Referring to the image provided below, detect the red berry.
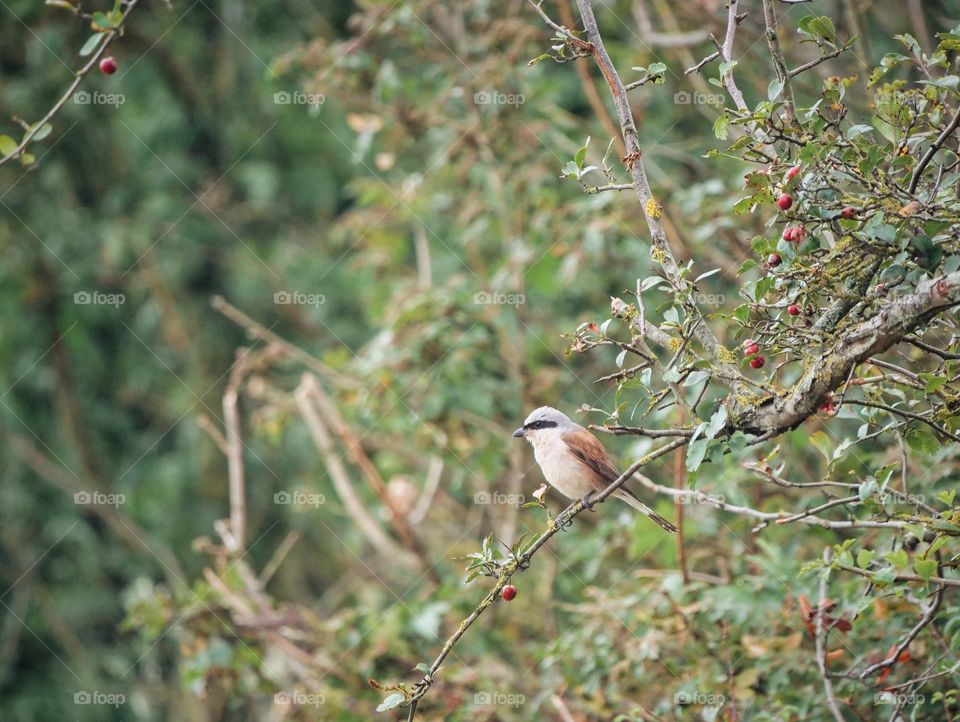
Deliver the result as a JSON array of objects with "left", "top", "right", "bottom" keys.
[
  {"left": 99, "top": 56, "right": 118, "bottom": 75},
  {"left": 840, "top": 206, "right": 855, "bottom": 220},
  {"left": 768, "top": 253, "right": 782, "bottom": 267},
  {"left": 749, "top": 355, "right": 766, "bottom": 369},
  {"left": 744, "top": 343, "right": 759, "bottom": 357},
  {"left": 502, "top": 585, "right": 517, "bottom": 601},
  {"left": 788, "top": 304, "right": 801, "bottom": 316},
  {"left": 786, "top": 165, "right": 801, "bottom": 181},
  {"left": 777, "top": 193, "right": 793, "bottom": 211}
]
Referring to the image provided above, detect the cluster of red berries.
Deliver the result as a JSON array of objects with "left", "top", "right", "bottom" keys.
[
  {"left": 743, "top": 339, "right": 765, "bottom": 369},
  {"left": 782, "top": 226, "right": 806, "bottom": 243}
]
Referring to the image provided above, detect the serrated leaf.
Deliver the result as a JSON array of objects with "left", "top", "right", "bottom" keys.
[
  {"left": 915, "top": 559, "right": 937, "bottom": 581},
  {"left": 713, "top": 114, "right": 729, "bottom": 140}
]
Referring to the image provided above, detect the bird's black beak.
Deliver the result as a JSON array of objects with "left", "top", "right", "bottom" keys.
[{"left": 512, "top": 427, "right": 525, "bottom": 438}]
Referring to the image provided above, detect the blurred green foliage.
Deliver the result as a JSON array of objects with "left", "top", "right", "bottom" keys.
[{"left": 2, "top": 1, "right": 960, "bottom": 721}]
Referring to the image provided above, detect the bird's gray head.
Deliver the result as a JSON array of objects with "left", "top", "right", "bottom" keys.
[{"left": 512, "top": 406, "right": 576, "bottom": 439}]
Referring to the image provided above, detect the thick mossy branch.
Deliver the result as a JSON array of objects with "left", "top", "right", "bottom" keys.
[{"left": 727, "top": 271, "right": 960, "bottom": 434}]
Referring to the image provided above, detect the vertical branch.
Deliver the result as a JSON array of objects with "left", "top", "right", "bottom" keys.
[
  {"left": 305, "top": 379, "right": 441, "bottom": 584},
  {"left": 718, "top": 0, "right": 748, "bottom": 112},
  {"left": 816, "top": 548, "right": 846, "bottom": 722},
  {"left": 223, "top": 351, "right": 252, "bottom": 553},
  {"left": 570, "top": 0, "right": 745, "bottom": 388},
  {"left": 295, "top": 375, "right": 420, "bottom": 568},
  {"left": 761, "top": 0, "right": 796, "bottom": 124}
]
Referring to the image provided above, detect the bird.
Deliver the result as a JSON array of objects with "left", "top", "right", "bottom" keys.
[{"left": 512, "top": 406, "right": 677, "bottom": 533}]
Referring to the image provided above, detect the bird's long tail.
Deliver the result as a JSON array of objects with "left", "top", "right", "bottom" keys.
[{"left": 614, "top": 488, "right": 678, "bottom": 533}]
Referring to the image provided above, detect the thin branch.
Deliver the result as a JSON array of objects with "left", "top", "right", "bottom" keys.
[
  {"left": 0, "top": 0, "right": 144, "bottom": 166},
  {"left": 589, "top": 424, "right": 695, "bottom": 438},
  {"left": 760, "top": 0, "right": 796, "bottom": 123},
  {"left": 685, "top": 49, "right": 720, "bottom": 75},
  {"left": 816, "top": 548, "right": 846, "bottom": 722},
  {"left": 403, "top": 437, "right": 688, "bottom": 719},
  {"left": 631, "top": 474, "right": 912, "bottom": 530},
  {"left": 295, "top": 374, "right": 420, "bottom": 568},
  {"left": 858, "top": 577, "right": 945, "bottom": 679},
  {"left": 840, "top": 565, "right": 960, "bottom": 590},
  {"left": 909, "top": 104, "right": 960, "bottom": 194},
  {"left": 211, "top": 295, "right": 360, "bottom": 389}
]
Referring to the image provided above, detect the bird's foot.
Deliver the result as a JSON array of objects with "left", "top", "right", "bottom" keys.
[{"left": 580, "top": 492, "right": 597, "bottom": 512}]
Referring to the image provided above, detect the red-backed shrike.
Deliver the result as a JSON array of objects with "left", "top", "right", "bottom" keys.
[{"left": 513, "top": 406, "right": 677, "bottom": 533}]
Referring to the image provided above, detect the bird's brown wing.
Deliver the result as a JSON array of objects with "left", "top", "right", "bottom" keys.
[{"left": 562, "top": 429, "right": 621, "bottom": 492}]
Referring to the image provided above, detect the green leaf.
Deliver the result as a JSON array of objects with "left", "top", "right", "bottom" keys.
[
  {"left": 574, "top": 136, "right": 590, "bottom": 168},
  {"left": 767, "top": 78, "right": 784, "bottom": 101},
  {"left": 905, "top": 426, "right": 939, "bottom": 455},
  {"left": 888, "top": 549, "right": 909, "bottom": 569},
  {"left": 30, "top": 123, "right": 53, "bottom": 142},
  {"left": 704, "top": 406, "right": 727, "bottom": 440},
  {"left": 0, "top": 135, "right": 17, "bottom": 157},
  {"left": 846, "top": 124, "right": 874, "bottom": 138},
  {"left": 414, "top": 663, "right": 430, "bottom": 674},
  {"left": 718, "top": 60, "right": 737, "bottom": 77},
  {"left": 799, "top": 15, "right": 838, "bottom": 45},
  {"left": 919, "top": 372, "right": 947, "bottom": 393},
  {"left": 640, "top": 276, "right": 665, "bottom": 292},
  {"left": 648, "top": 62, "right": 667, "bottom": 74},
  {"left": 376, "top": 693, "right": 406, "bottom": 712},
  {"left": 79, "top": 33, "right": 102, "bottom": 56},
  {"left": 857, "top": 549, "right": 875, "bottom": 569},
  {"left": 713, "top": 114, "right": 729, "bottom": 140},
  {"left": 936, "top": 489, "right": 956, "bottom": 507},
  {"left": 809, "top": 431, "right": 833, "bottom": 462},
  {"left": 686, "top": 438, "right": 710, "bottom": 473},
  {"left": 914, "top": 559, "right": 937, "bottom": 581}
]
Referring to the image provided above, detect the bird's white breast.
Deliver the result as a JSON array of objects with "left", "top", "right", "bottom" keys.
[{"left": 529, "top": 431, "right": 594, "bottom": 500}]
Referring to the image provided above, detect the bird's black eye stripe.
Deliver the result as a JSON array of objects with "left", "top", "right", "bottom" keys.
[{"left": 524, "top": 420, "right": 558, "bottom": 430}]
